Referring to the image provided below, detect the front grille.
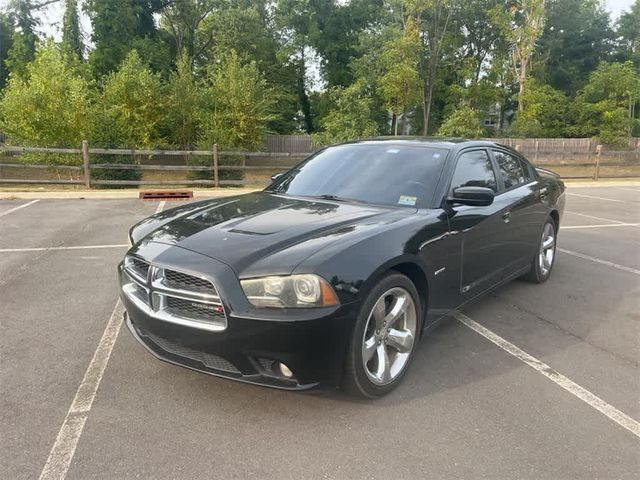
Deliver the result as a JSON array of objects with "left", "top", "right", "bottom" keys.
[
  {"left": 163, "top": 269, "right": 216, "bottom": 295},
  {"left": 141, "top": 330, "right": 239, "bottom": 373},
  {"left": 121, "top": 255, "right": 227, "bottom": 332},
  {"left": 166, "top": 297, "right": 224, "bottom": 322}
]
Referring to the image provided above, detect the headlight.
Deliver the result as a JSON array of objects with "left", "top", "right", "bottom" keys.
[{"left": 241, "top": 274, "right": 339, "bottom": 308}]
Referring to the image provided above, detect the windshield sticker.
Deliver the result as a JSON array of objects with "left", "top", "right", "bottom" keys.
[{"left": 398, "top": 195, "right": 417, "bottom": 206}]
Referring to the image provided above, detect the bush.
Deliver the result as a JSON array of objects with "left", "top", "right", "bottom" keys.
[
  {"left": 0, "top": 42, "right": 89, "bottom": 149},
  {"left": 437, "top": 103, "right": 484, "bottom": 138},
  {"left": 312, "top": 81, "right": 379, "bottom": 146}
]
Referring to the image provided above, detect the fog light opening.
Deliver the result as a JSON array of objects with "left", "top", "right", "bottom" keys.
[{"left": 277, "top": 362, "right": 293, "bottom": 378}]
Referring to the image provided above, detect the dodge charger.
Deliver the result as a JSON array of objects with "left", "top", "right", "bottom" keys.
[{"left": 119, "top": 138, "right": 565, "bottom": 397}]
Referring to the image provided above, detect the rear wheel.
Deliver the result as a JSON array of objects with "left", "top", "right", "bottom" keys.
[
  {"left": 522, "top": 219, "right": 557, "bottom": 283},
  {"left": 342, "top": 273, "right": 422, "bottom": 398}
]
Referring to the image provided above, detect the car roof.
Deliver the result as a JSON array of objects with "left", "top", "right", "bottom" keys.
[{"left": 337, "top": 137, "right": 502, "bottom": 150}]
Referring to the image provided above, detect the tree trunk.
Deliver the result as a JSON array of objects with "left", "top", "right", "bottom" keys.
[
  {"left": 391, "top": 112, "right": 398, "bottom": 136},
  {"left": 517, "top": 75, "right": 525, "bottom": 113},
  {"left": 422, "top": 81, "right": 434, "bottom": 136}
]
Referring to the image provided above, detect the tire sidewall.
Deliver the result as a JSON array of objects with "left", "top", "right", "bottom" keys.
[
  {"left": 344, "top": 272, "right": 423, "bottom": 398},
  {"left": 534, "top": 219, "right": 557, "bottom": 282}
]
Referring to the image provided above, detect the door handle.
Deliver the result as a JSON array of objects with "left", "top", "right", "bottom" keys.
[{"left": 502, "top": 211, "right": 511, "bottom": 223}]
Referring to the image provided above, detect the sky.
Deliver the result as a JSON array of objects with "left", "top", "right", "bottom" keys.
[{"left": 0, "top": 0, "right": 636, "bottom": 45}]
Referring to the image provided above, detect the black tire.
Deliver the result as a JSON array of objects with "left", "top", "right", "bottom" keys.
[
  {"left": 342, "top": 272, "right": 422, "bottom": 398},
  {"left": 522, "top": 218, "right": 557, "bottom": 283}
]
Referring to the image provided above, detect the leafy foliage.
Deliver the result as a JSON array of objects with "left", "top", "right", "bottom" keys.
[
  {"left": 160, "top": 51, "right": 201, "bottom": 149},
  {"left": 0, "top": 12, "right": 13, "bottom": 89},
  {"left": 90, "top": 51, "right": 163, "bottom": 149},
  {"left": 62, "top": 0, "right": 83, "bottom": 60},
  {"left": 0, "top": 43, "right": 89, "bottom": 150},
  {"left": 437, "top": 103, "right": 484, "bottom": 138},
  {"left": 312, "top": 81, "right": 379, "bottom": 146},
  {"left": 5, "top": 0, "right": 38, "bottom": 79},
  {"left": 510, "top": 80, "right": 569, "bottom": 137},
  {"left": 199, "top": 51, "right": 274, "bottom": 150},
  {"left": 573, "top": 61, "right": 640, "bottom": 146},
  {"left": 0, "top": 0, "right": 638, "bottom": 160}
]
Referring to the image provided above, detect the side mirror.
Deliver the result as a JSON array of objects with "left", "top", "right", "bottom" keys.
[
  {"left": 449, "top": 186, "right": 494, "bottom": 207},
  {"left": 271, "top": 173, "right": 283, "bottom": 182}
]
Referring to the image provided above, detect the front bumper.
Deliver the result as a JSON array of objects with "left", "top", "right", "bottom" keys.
[{"left": 124, "top": 296, "right": 359, "bottom": 390}]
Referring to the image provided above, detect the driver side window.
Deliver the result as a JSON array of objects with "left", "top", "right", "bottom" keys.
[{"left": 450, "top": 150, "right": 497, "bottom": 194}]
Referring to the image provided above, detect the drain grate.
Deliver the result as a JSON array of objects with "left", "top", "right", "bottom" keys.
[{"left": 139, "top": 190, "right": 193, "bottom": 201}]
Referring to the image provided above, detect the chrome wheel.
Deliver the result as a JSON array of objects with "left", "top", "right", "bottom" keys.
[
  {"left": 538, "top": 222, "right": 556, "bottom": 276},
  {"left": 361, "top": 287, "right": 417, "bottom": 386}
]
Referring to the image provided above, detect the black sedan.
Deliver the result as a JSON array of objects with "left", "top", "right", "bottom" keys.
[{"left": 119, "top": 138, "right": 565, "bottom": 398}]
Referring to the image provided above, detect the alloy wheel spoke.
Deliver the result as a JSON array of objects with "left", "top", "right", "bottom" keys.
[
  {"left": 375, "top": 345, "right": 391, "bottom": 383},
  {"left": 384, "top": 294, "right": 407, "bottom": 327},
  {"left": 362, "top": 336, "right": 377, "bottom": 363},
  {"left": 542, "top": 236, "right": 554, "bottom": 250},
  {"left": 372, "top": 299, "right": 387, "bottom": 329},
  {"left": 386, "top": 328, "right": 413, "bottom": 353}
]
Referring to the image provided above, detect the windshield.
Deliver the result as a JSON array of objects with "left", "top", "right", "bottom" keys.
[{"left": 267, "top": 144, "right": 448, "bottom": 208}]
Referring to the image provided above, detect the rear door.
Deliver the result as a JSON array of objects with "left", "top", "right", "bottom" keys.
[{"left": 489, "top": 148, "right": 546, "bottom": 274}]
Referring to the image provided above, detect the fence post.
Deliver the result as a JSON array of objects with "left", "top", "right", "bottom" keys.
[
  {"left": 82, "top": 140, "right": 90, "bottom": 189},
  {"left": 534, "top": 139, "right": 539, "bottom": 164},
  {"left": 594, "top": 144, "right": 602, "bottom": 181},
  {"left": 212, "top": 143, "right": 219, "bottom": 187},
  {"left": 561, "top": 141, "right": 565, "bottom": 164}
]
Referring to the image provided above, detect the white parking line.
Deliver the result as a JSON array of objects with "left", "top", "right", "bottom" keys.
[
  {"left": 558, "top": 248, "right": 640, "bottom": 275},
  {"left": 455, "top": 312, "right": 640, "bottom": 439},
  {"left": 567, "top": 192, "right": 631, "bottom": 204},
  {"left": 615, "top": 188, "right": 640, "bottom": 193},
  {"left": 38, "top": 201, "right": 165, "bottom": 480},
  {"left": 0, "top": 244, "right": 128, "bottom": 253},
  {"left": 561, "top": 223, "right": 639, "bottom": 230},
  {"left": 0, "top": 199, "right": 40, "bottom": 217},
  {"left": 564, "top": 210, "right": 626, "bottom": 224}
]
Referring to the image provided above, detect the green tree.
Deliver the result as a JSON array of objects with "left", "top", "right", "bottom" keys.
[
  {"left": 537, "top": 0, "right": 614, "bottom": 96},
  {"left": 199, "top": 51, "right": 274, "bottom": 150},
  {"left": 85, "top": 0, "right": 165, "bottom": 76},
  {"left": 90, "top": 51, "right": 163, "bottom": 148},
  {"left": 161, "top": 51, "right": 201, "bottom": 149},
  {"left": 312, "top": 81, "right": 379, "bottom": 145},
  {"left": 62, "top": 0, "right": 83, "bottom": 60},
  {"left": 5, "top": 0, "right": 38, "bottom": 79},
  {"left": 616, "top": 0, "right": 640, "bottom": 67},
  {"left": 0, "top": 12, "right": 14, "bottom": 89},
  {"left": 574, "top": 61, "right": 640, "bottom": 146},
  {"left": 437, "top": 103, "right": 484, "bottom": 138},
  {"left": 0, "top": 43, "right": 89, "bottom": 150},
  {"left": 491, "top": 0, "right": 546, "bottom": 113},
  {"left": 415, "top": 0, "right": 453, "bottom": 135},
  {"left": 510, "top": 80, "right": 569, "bottom": 137}
]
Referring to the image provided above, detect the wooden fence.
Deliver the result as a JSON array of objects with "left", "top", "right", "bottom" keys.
[
  {"left": 0, "top": 138, "right": 639, "bottom": 187},
  {"left": 0, "top": 141, "right": 307, "bottom": 187}
]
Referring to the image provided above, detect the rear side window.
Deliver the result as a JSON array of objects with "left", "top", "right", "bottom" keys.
[
  {"left": 493, "top": 150, "right": 528, "bottom": 189},
  {"left": 450, "top": 150, "right": 497, "bottom": 193}
]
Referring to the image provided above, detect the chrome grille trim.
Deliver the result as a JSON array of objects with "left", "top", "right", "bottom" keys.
[{"left": 121, "top": 256, "right": 227, "bottom": 332}]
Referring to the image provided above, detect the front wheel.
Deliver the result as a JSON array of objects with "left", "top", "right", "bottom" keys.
[
  {"left": 342, "top": 273, "right": 422, "bottom": 398},
  {"left": 522, "top": 219, "right": 557, "bottom": 283}
]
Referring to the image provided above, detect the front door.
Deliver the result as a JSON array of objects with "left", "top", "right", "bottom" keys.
[{"left": 445, "top": 149, "right": 509, "bottom": 300}]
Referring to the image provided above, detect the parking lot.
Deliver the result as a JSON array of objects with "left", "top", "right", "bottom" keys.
[{"left": 1, "top": 185, "right": 639, "bottom": 479}]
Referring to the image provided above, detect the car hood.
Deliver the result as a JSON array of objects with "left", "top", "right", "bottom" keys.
[{"left": 138, "top": 192, "right": 414, "bottom": 275}]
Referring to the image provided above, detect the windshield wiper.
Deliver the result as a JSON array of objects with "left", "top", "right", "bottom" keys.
[{"left": 308, "top": 194, "right": 369, "bottom": 204}]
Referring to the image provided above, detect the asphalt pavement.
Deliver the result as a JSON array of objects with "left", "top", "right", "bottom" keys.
[{"left": 1, "top": 186, "right": 638, "bottom": 479}]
